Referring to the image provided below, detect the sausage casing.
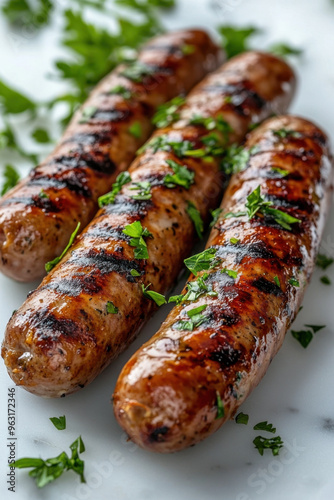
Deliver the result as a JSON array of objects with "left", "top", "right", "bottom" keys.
[
  {"left": 0, "top": 29, "right": 223, "bottom": 282},
  {"left": 1, "top": 53, "right": 295, "bottom": 397},
  {"left": 113, "top": 115, "right": 333, "bottom": 452}
]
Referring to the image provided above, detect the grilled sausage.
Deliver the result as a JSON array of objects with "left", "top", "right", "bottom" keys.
[
  {"left": 113, "top": 115, "right": 333, "bottom": 453},
  {"left": 0, "top": 29, "right": 223, "bottom": 282},
  {"left": 1, "top": 53, "right": 296, "bottom": 397}
]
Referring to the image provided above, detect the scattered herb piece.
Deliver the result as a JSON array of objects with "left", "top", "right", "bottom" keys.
[
  {"left": 253, "top": 435, "right": 284, "bottom": 456},
  {"left": 181, "top": 43, "right": 195, "bottom": 55},
  {"left": 141, "top": 284, "right": 166, "bottom": 306},
  {"left": 120, "top": 62, "right": 154, "bottom": 82},
  {"left": 184, "top": 248, "right": 217, "bottom": 276},
  {"left": 129, "top": 121, "right": 142, "bottom": 138},
  {"left": 216, "top": 391, "right": 225, "bottom": 419},
  {"left": 221, "top": 144, "right": 255, "bottom": 175},
  {"left": 152, "top": 96, "right": 185, "bottom": 128},
  {"left": 230, "top": 237, "right": 239, "bottom": 244},
  {"left": 32, "top": 128, "right": 51, "bottom": 143},
  {"left": 210, "top": 208, "right": 223, "bottom": 227},
  {"left": 1, "top": 164, "right": 20, "bottom": 196},
  {"left": 235, "top": 412, "right": 249, "bottom": 425},
  {"left": 109, "top": 85, "right": 132, "bottom": 99},
  {"left": 164, "top": 159, "right": 194, "bottom": 189},
  {"left": 130, "top": 269, "right": 141, "bottom": 277},
  {"left": 174, "top": 304, "right": 208, "bottom": 331},
  {"left": 169, "top": 273, "right": 217, "bottom": 304},
  {"left": 288, "top": 277, "right": 299, "bottom": 287},
  {"left": 45, "top": 222, "right": 81, "bottom": 273},
  {"left": 253, "top": 421, "right": 276, "bottom": 433},
  {"left": 320, "top": 275, "right": 331, "bottom": 285},
  {"left": 129, "top": 181, "right": 152, "bottom": 200},
  {"left": 186, "top": 201, "right": 204, "bottom": 238},
  {"left": 269, "top": 43, "right": 303, "bottom": 58},
  {"left": 106, "top": 301, "right": 118, "bottom": 314},
  {"left": 273, "top": 128, "right": 302, "bottom": 139},
  {"left": 98, "top": 172, "right": 131, "bottom": 207},
  {"left": 50, "top": 416, "right": 66, "bottom": 431},
  {"left": 291, "top": 324, "right": 325, "bottom": 348},
  {"left": 122, "top": 220, "right": 153, "bottom": 259},
  {"left": 271, "top": 167, "right": 289, "bottom": 177},
  {"left": 2, "top": 0, "right": 53, "bottom": 30},
  {"left": 316, "top": 254, "right": 334, "bottom": 270},
  {"left": 79, "top": 106, "right": 97, "bottom": 123},
  {"left": 217, "top": 25, "right": 260, "bottom": 59},
  {"left": 274, "top": 276, "right": 280, "bottom": 287},
  {"left": 221, "top": 268, "right": 237, "bottom": 279}
]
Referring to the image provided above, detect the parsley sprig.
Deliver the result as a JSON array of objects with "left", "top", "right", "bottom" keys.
[
  {"left": 184, "top": 248, "right": 217, "bottom": 276},
  {"left": 169, "top": 273, "right": 217, "bottom": 304},
  {"left": 45, "top": 222, "right": 81, "bottom": 273},
  {"left": 291, "top": 324, "right": 326, "bottom": 348},
  {"left": 122, "top": 220, "right": 153, "bottom": 259},
  {"left": 98, "top": 172, "right": 131, "bottom": 207},
  {"left": 141, "top": 284, "right": 166, "bottom": 306},
  {"left": 174, "top": 304, "right": 208, "bottom": 331},
  {"left": 164, "top": 159, "right": 194, "bottom": 189},
  {"left": 152, "top": 96, "right": 186, "bottom": 128}
]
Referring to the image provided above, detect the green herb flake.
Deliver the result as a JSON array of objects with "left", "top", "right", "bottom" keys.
[
  {"left": 39, "top": 189, "right": 49, "bottom": 199},
  {"left": 109, "top": 85, "right": 132, "bottom": 99},
  {"left": 320, "top": 275, "right": 331, "bottom": 285},
  {"left": 45, "top": 222, "right": 81, "bottom": 273},
  {"left": 253, "top": 421, "right": 276, "bottom": 433},
  {"left": 1, "top": 164, "right": 20, "bottom": 196},
  {"left": 174, "top": 304, "right": 208, "bottom": 331},
  {"left": 122, "top": 220, "right": 153, "bottom": 259},
  {"left": 32, "top": 128, "right": 51, "bottom": 143},
  {"left": 274, "top": 276, "right": 280, "bottom": 287},
  {"left": 221, "top": 144, "right": 254, "bottom": 175},
  {"left": 316, "top": 253, "right": 334, "bottom": 270},
  {"left": 273, "top": 128, "right": 303, "bottom": 139},
  {"left": 210, "top": 208, "right": 223, "bottom": 227},
  {"left": 152, "top": 96, "right": 185, "bottom": 128},
  {"left": 120, "top": 62, "right": 154, "bottom": 83},
  {"left": 163, "top": 159, "right": 194, "bottom": 189},
  {"left": 49, "top": 416, "right": 66, "bottom": 431},
  {"left": 129, "top": 181, "right": 152, "bottom": 200},
  {"left": 141, "top": 284, "right": 166, "bottom": 306},
  {"left": 253, "top": 435, "right": 284, "bottom": 456},
  {"left": 169, "top": 274, "right": 217, "bottom": 304},
  {"left": 130, "top": 269, "right": 141, "bottom": 277},
  {"left": 181, "top": 44, "right": 195, "bottom": 55},
  {"left": 222, "top": 268, "right": 237, "bottom": 279},
  {"left": 217, "top": 25, "right": 260, "bottom": 59},
  {"left": 186, "top": 201, "right": 204, "bottom": 239},
  {"left": 79, "top": 106, "right": 97, "bottom": 123},
  {"left": 291, "top": 324, "right": 325, "bottom": 348},
  {"left": 184, "top": 248, "right": 217, "bottom": 276},
  {"left": 190, "top": 114, "right": 232, "bottom": 144},
  {"left": 235, "top": 412, "right": 249, "bottom": 425},
  {"left": 98, "top": 172, "right": 131, "bottom": 207},
  {"left": 216, "top": 391, "right": 225, "bottom": 419},
  {"left": 129, "top": 121, "right": 142, "bottom": 138},
  {"left": 230, "top": 237, "right": 239, "bottom": 244},
  {"left": 12, "top": 435, "right": 86, "bottom": 488},
  {"left": 271, "top": 167, "right": 289, "bottom": 178},
  {"left": 288, "top": 277, "right": 299, "bottom": 287},
  {"left": 269, "top": 43, "right": 303, "bottom": 58},
  {"left": 106, "top": 301, "right": 118, "bottom": 314}
]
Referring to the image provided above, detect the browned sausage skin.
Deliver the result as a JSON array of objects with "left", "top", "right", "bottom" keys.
[
  {"left": 113, "top": 116, "right": 333, "bottom": 453},
  {"left": 0, "top": 29, "right": 223, "bottom": 282},
  {"left": 1, "top": 53, "right": 295, "bottom": 397}
]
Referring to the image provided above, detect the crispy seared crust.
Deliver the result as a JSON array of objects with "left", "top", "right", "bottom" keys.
[
  {"left": 0, "top": 29, "right": 223, "bottom": 282},
  {"left": 1, "top": 52, "right": 295, "bottom": 397},
  {"left": 113, "top": 115, "right": 333, "bottom": 453}
]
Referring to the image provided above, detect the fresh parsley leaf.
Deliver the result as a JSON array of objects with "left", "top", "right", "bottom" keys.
[
  {"left": 320, "top": 276, "right": 331, "bottom": 285},
  {"left": 169, "top": 274, "right": 217, "bottom": 304},
  {"left": 141, "top": 284, "right": 166, "bottom": 306},
  {"left": 274, "top": 276, "right": 280, "bottom": 287},
  {"left": 269, "top": 43, "right": 303, "bottom": 58},
  {"left": 288, "top": 277, "right": 299, "bottom": 287},
  {"left": 98, "top": 172, "right": 131, "bottom": 207},
  {"left": 2, "top": 0, "right": 53, "bottom": 30},
  {"left": 45, "top": 222, "right": 81, "bottom": 273},
  {"left": 129, "top": 181, "right": 151, "bottom": 200},
  {"left": 217, "top": 25, "right": 260, "bottom": 59},
  {"left": 222, "top": 268, "right": 237, "bottom": 279},
  {"left": 122, "top": 220, "right": 153, "bottom": 259},
  {"left": 129, "top": 121, "right": 142, "bottom": 138},
  {"left": 49, "top": 416, "right": 66, "bottom": 431},
  {"left": 109, "top": 85, "right": 133, "bottom": 99},
  {"left": 271, "top": 167, "right": 289, "bottom": 178},
  {"left": 32, "top": 128, "right": 51, "bottom": 143},
  {"left": 221, "top": 144, "right": 253, "bottom": 175},
  {"left": 130, "top": 269, "right": 141, "bottom": 277},
  {"left": 174, "top": 304, "right": 208, "bottom": 331},
  {"left": 1, "top": 164, "right": 20, "bottom": 196},
  {"left": 235, "top": 412, "right": 249, "bottom": 425},
  {"left": 210, "top": 208, "right": 223, "bottom": 227},
  {"left": 106, "top": 301, "right": 118, "bottom": 314},
  {"left": 273, "top": 128, "right": 302, "bottom": 139},
  {"left": 0, "top": 79, "right": 36, "bottom": 115},
  {"left": 186, "top": 201, "right": 204, "bottom": 238},
  {"left": 316, "top": 254, "right": 334, "bottom": 270},
  {"left": 216, "top": 391, "right": 225, "bottom": 419},
  {"left": 163, "top": 159, "right": 194, "bottom": 189},
  {"left": 253, "top": 421, "right": 276, "bottom": 433},
  {"left": 152, "top": 96, "right": 185, "bottom": 128},
  {"left": 12, "top": 435, "right": 86, "bottom": 488},
  {"left": 291, "top": 324, "right": 325, "bottom": 348},
  {"left": 190, "top": 114, "right": 232, "bottom": 144},
  {"left": 120, "top": 61, "right": 155, "bottom": 82},
  {"left": 184, "top": 248, "right": 217, "bottom": 276},
  {"left": 230, "top": 237, "right": 239, "bottom": 244},
  {"left": 253, "top": 435, "right": 284, "bottom": 456}
]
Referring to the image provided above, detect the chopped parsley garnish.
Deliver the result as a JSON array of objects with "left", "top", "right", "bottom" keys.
[
  {"left": 152, "top": 96, "right": 185, "bottom": 128},
  {"left": 235, "top": 412, "right": 249, "bottom": 425},
  {"left": 273, "top": 128, "right": 302, "bottom": 139},
  {"left": 288, "top": 277, "right": 299, "bottom": 287},
  {"left": 79, "top": 105, "right": 97, "bottom": 123},
  {"left": 186, "top": 201, "right": 204, "bottom": 238},
  {"left": 216, "top": 392, "right": 225, "bottom": 419},
  {"left": 39, "top": 189, "right": 49, "bottom": 199},
  {"left": 274, "top": 276, "right": 280, "bottom": 287},
  {"left": 109, "top": 85, "right": 132, "bottom": 99},
  {"left": 210, "top": 208, "right": 223, "bottom": 227},
  {"left": 316, "top": 253, "right": 334, "bottom": 270},
  {"left": 32, "top": 128, "right": 51, "bottom": 143},
  {"left": 184, "top": 248, "right": 217, "bottom": 276},
  {"left": 181, "top": 43, "right": 195, "bottom": 55},
  {"left": 129, "top": 121, "right": 142, "bottom": 138},
  {"left": 163, "top": 159, "right": 194, "bottom": 189},
  {"left": 122, "top": 220, "right": 153, "bottom": 259},
  {"left": 12, "top": 435, "right": 86, "bottom": 488},
  {"left": 129, "top": 181, "right": 152, "bottom": 200},
  {"left": 221, "top": 144, "right": 255, "bottom": 175},
  {"left": 253, "top": 421, "right": 276, "bottom": 433},
  {"left": 189, "top": 114, "right": 232, "bottom": 144},
  {"left": 271, "top": 166, "right": 289, "bottom": 177},
  {"left": 45, "top": 222, "right": 80, "bottom": 273},
  {"left": 141, "top": 284, "right": 166, "bottom": 306},
  {"left": 222, "top": 268, "right": 237, "bottom": 279},
  {"left": 49, "top": 416, "right": 66, "bottom": 431},
  {"left": 120, "top": 62, "right": 155, "bottom": 83},
  {"left": 130, "top": 269, "right": 141, "bottom": 277},
  {"left": 98, "top": 172, "right": 131, "bottom": 207},
  {"left": 174, "top": 304, "right": 208, "bottom": 331},
  {"left": 320, "top": 275, "right": 331, "bottom": 285},
  {"left": 270, "top": 43, "right": 303, "bottom": 58},
  {"left": 230, "top": 237, "right": 239, "bottom": 244},
  {"left": 106, "top": 301, "right": 118, "bottom": 314},
  {"left": 1, "top": 164, "right": 20, "bottom": 195},
  {"left": 291, "top": 324, "right": 326, "bottom": 348},
  {"left": 169, "top": 273, "right": 217, "bottom": 304},
  {"left": 225, "top": 185, "right": 301, "bottom": 231},
  {"left": 253, "top": 435, "right": 284, "bottom": 456},
  {"left": 217, "top": 25, "right": 260, "bottom": 59}
]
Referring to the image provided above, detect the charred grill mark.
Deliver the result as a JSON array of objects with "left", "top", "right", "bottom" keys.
[
  {"left": 103, "top": 195, "right": 152, "bottom": 217},
  {"left": 65, "top": 248, "right": 141, "bottom": 281},
  {"left": 82, "top": 224, "right": 128, "bottom": 241},
  {"left": 204, "top": 82, "right": 266, "bottom": 114},
  {"left": 30, "top": 308, "right": 96, "bottom": 345},
  {"left": 149, "top": 426, "right": 169, "bottom": 443},
  {"left": 90, "top": 108, "right": 131, "bottom": 123},
  {"left": 209, "top": 344, "right": 242, "bottom": 369},
  {"left": 216, "top": 242, "right": 275, "bottom": 262},
  {"left": 265, "top": 194, "right": 314, "bottom": 213},
  {"left": 252, "top": 277, "right": 283, "bottom": 297},
  {"left": 0, "top": 195, "right": 61, "bottom": 212},
  {"left": 62, "top": 131, "right": 112, "bottom": 146},
  {"left": 49, "top": 153, "right": 116, "bottom": 174},
  {"left": 42, "top": 274, "right": 103, "bottom": 297},
  {"left": 28, "top": 169, "right": 92, "bottom": 198}
]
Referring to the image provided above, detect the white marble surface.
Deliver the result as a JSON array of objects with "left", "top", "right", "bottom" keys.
[{"left": 1, "top": 0, "right": 334, "bottom": 499}]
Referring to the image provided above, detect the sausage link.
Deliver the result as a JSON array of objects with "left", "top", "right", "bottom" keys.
[
  {"left": 113, "top": 115, "right": 333, "bottom": 452},
  {"left": 0, "top": 29, "right": 223, "bottom": 282},
  {"left": 1, "top": 53, "right": 295, "bottom": 397}
]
